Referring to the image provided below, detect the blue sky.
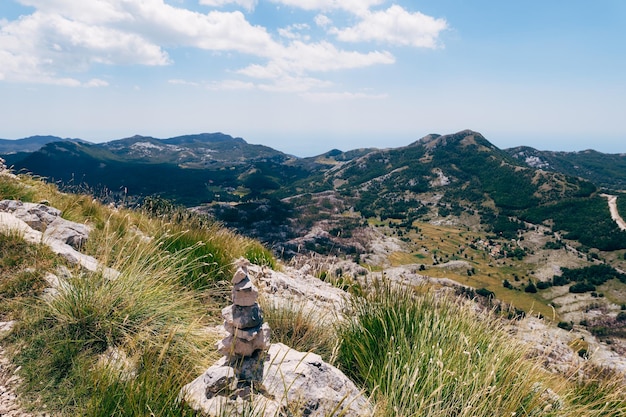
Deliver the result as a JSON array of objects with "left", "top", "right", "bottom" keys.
[{"left": 0, "top": 0, "right": 624, "bottom": 157}]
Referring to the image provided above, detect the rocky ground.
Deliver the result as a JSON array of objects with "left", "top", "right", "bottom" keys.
[{"left": 1, "top": 323, "right": 52, "bottom": 417}]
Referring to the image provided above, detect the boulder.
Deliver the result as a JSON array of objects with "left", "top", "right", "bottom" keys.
[
  {"left": 0, "top": 200, "right": 91, "bottom": 249},
  {"left": 0, "top": 200, "right": 60, "bottom": 231},
  {"left": 181, "top": 343, "right": 372, "bottom": 417},
  {"left": 44, "top": 217, "right": 91, "bottom": 249}
]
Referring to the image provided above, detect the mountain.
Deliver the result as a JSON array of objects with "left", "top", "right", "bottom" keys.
[
  {"left": 8, "top": 134, "right": 309, "bottom": 206},
  {"left": 2, "top": 155, "right": 625, "bottom": 416},
  {"left": 267, "top": 130, "right": 626, "bottom": 254},
  {"left": 506, "top": 146, "right": 626, "bottom": 190},
  {"left": 0, "top": 135, "right": 86, "bottom": 153},
  {"left": 280, "top": 130, "right": 595, "bottom": 222},
  {"left": 4, "top": 129, "right": 626, "bottom": 345},
  {"left": 5, "top": 130, "right": 626, "bottom": 253},
  {"left": 101, "top": 133, "right": 291, "bottom": 167}
]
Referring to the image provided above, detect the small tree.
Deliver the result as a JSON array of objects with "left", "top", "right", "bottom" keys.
[{"left": 524, "top": 281, "right": 537, "bottom": 293}]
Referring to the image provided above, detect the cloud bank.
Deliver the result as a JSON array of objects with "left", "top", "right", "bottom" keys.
[{"left": 0, "top": 0, "right": 447, "bottom": 93}]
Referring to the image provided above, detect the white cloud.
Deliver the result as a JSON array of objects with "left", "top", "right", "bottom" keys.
[
  {"left": 331, "top": 5, "right": 448, "bottom": 48},
  {"left": 0, "top": 0, "right": 410, "bottom": 92},
  {"left": 0, "top": 0, "right": 278, "bottom": 85},
  {"left": 314, "top": 14, "right": 331, "bottom": 28},
  {"left": 199, "top": 0, "right": 258, "bottom": 12},
  {"left": 115, "top": 3, "right": 280, "bottom": 57},
  {"left": 278, "top": 23, "right": 310, "bottom": 40},
  {"left": 300, "top": 91, "right": 388, "bottom": 101},
  {"left": 84, "top": 78, "right": 109, "bottom": 87},
  {"left": 17, "top": 0, "right": 133, "bottom": 24},
  {"left": 0, "top": 10, "right": 168, "bottom": 83},
  {"left": 207, "top": 79, "right": 255, "bottom": 90},
  {"left": 238, "top": 41, "right": 394, "bottom": 79},
  {"left": 269, "top": 0, "right": 384, "bottom": 15}
]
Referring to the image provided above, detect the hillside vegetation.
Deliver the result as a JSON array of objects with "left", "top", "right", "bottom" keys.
[
  {"left": 5, "top": 130, "right": 626, "bottom": 349},
  {"left": 1, "top": 162, "right": 625, "bottom": 415},
  {"left": 507, "top": 147, "right": 626, "bottom": 190}
]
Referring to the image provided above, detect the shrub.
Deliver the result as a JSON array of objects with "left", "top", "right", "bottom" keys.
[
  {"left": 553, "top": 275, "right": 570, "bottom": 286},
  {"left": 524, "top": 281, "right": 538, "bottom": 293},
  {"left": 476, "top": 287, "right": 495, "bottom": 298},
  {"left": 536, "top": 281, "right": 552, "bottom": 290},
  {"left": 558, "top": 322, "right": 573, "bottom": 331},
  {"left": 570, "top": 282, "right": 596, "bottom": 294}
]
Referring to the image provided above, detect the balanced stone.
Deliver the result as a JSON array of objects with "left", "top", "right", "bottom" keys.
[
  {"left": 224, "top": 321, "right": 269, "bottom": 342},
  {"left": 232, "top": 267, "right": 248, "bottom": 285},
  {"left": 215, "top": 260, "right": 270, "bottom": 360},
  {"left": 216, "top": 323, "right": 271, "bottom": 357},
  {"left": 222, "top": 304, "right": 263, "bottom": 329},
  {"left": 232, "top": 277, "right": 259, "bottom": 307}
]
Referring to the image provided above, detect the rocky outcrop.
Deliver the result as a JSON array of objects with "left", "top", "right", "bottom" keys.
[
  {"left": 0, "top": 201, "right": 118, "bottom": 279},
  {"left": 0, "top": 200, "right": 90, "bottom": 249},
  {"left": 511, "top": 316, "right": 626, "bottom": 376},
  {"left": 181, "top": 343, "right": 371, "bottom": 417},
  {"left": 250, "top": 263, "right": 348, "bottom": 322}
]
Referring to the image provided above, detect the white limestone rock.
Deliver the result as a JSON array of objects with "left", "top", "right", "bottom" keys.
[
  {"left": 44, "top": 217, "right": 91, "bottom": 249},
  {"left": 0, "top": 200, "right": 91, "bottom": 249},
  {"left": 0, "top": 206, "right": 119, "bottom": 279},
  {"left": 181, "top": 343, "right": 372, "bottom": 417},
  {"left": 0, "top": 200, "right": 61, "bottom": 231}
]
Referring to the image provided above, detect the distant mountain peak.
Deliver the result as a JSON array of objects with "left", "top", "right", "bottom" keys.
[
  {"left": 0, "top": 135, "right": 87, "bottom": 154},
  {"left": 164, "top": 133, "right": 246, "bottom": 145},
  {"left": 411, "top": 130, "right": 492, "bottom": 150}
]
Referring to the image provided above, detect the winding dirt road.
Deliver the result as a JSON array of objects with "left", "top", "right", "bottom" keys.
[{"left": 601, "top": 194, "right": 626, "bottom": 231}]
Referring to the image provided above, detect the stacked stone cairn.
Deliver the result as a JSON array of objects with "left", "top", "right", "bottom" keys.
[
  {"left": 217, "top": 261, "right": 271, "bottom": 359},
  {"left": 180, "top": 260, "right": 373, "bottom": 416}
]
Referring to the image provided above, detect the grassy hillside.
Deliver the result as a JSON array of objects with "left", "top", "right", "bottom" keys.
[
  {"left": 522, "top": 196, "right": 626, "bottom": 251},
  {"left": 11, "top": 141, "right": 310, "bottom": 207},
  {"left": 507, "top": 147, "right": 626, "bottom": 190},
  {"left": 1, "top": 160, "right": 625, "bottom": 416}
]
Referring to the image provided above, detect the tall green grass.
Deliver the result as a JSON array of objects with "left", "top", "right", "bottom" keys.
[
  {"left": 335, "top": 282, "right": 625, "bottom": 417},
  {"left": 0, "top": 174, "right": 36, "bottom": 201},
  {"left": 7, "top": 228, "right": 218, "bottom": 415},
  {"left": 261, "top": 299, "right": 339, "bottom": 363},
  {"left": 0, "top": 231, "right": 58, "bottom": 320},
  {"left": 0, "top": 172, "right": 278, "bottom": 415}
]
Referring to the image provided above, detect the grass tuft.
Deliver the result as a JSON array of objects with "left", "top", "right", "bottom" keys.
[
  {"left": 8, "top": 227, "right": 216, "bottom": 415},
  {"left": 261, "top": 299, "right": 338, "bottom": 363},
  {"left": 337, "top": 281, "right": 564, "bottom": 416}
]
